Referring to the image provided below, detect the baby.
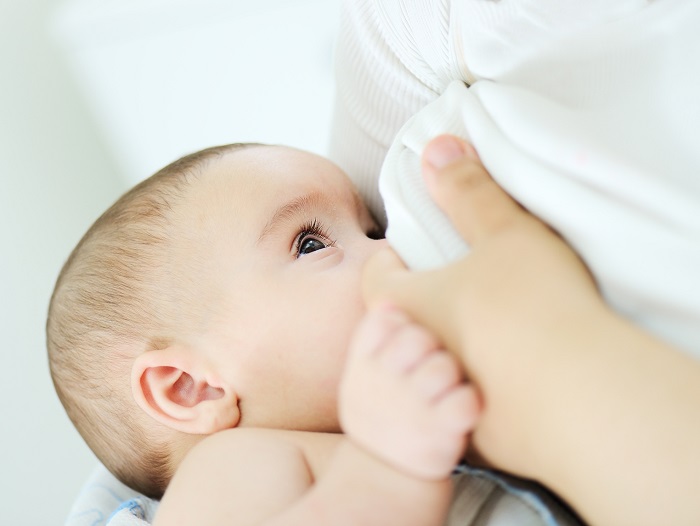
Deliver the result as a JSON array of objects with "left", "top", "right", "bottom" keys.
[{"left": 47, "top": 143, "right": 480, "bottom": 525}]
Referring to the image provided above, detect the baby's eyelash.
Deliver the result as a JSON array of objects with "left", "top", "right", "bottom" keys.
[{"left": 294, "top": 218, "right": 336, "bottom": 253}]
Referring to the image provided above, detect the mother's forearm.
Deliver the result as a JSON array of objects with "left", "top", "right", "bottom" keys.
[{"left": 477, "top": 307, "right": 700, "bottom": 526}]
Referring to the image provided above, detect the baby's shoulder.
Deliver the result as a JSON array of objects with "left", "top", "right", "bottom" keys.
[
  {"left": 192, "top": 427, "right": 341, "bottom": 455},
  {"left": 182, "top": 428, "right": 309, "bottom": 472},
  {"left": 156, "top": 429, "right": 341, "bottom": 525},
  {"left": 177, "top": 428, "right": 342, "bottom": 486}
]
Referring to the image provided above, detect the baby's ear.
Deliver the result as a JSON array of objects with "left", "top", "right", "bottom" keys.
[{"left": 131, "top": 347, "right": 240, "bottom": 434}]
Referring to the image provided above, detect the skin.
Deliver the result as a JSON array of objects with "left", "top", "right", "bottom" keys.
[
  {"left": 181, "top": 145, "right": 388, "bottom": 432},
  {"left": 133, "top": 145, "right": 390, "bottom": 438},
  {"left": 364, "top": 134, "right": 700, "bottom": 526},
  {"left": 148, "top": 145, "right": 479, "bottom": 526},
  {"left": 155, "top": 308, "right": 478, "bottom": 526},
  {"left": 143, "top": 136, "right": 700, "bottom": 525}
]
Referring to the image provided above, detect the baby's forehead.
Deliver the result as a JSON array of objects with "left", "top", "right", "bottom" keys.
[
  {"left": 174, "top": 145, "right": 366, "bottom": 238},
  {"left": 198, "top": 145, "right": 359, "bottom": 202}
]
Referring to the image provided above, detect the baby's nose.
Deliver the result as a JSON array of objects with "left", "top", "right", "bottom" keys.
[
  {"left": 357, "top": 236, "right": 389, "bottom": 262},
  {"left": 370, "top": 237, "right": 389, "bottom": 252}
]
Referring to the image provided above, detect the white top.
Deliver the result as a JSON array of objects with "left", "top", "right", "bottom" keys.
[{"left": 328, "top": 0, "right": 700, "bottom": 358}]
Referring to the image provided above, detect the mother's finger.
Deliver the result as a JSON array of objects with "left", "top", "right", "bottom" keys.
[
  {"left": 361, "top": 247, "right": 408, "bottom": 307},
  {"left": 421, "top": 135, "right": 529, "bottom": 246}
]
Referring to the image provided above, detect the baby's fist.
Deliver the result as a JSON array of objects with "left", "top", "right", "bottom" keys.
[{"left": 340, "top": 305, "right": 480, "bottom": 479}]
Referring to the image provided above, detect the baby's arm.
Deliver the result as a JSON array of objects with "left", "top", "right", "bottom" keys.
[
  {"left": 280, "top": 311, "right": 477, "bottom": 526},
  {"left": 154, "top": 428, "right": 321, "bottom": 526},
  {"left": 154, "top": 310, "right": 478, "bottom": 526},
  {"left": 157, "top": 426, "right": 451, "bottom": 526}
]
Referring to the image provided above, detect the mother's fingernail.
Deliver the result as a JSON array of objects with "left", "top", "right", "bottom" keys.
[{"left": 423, "top": 135, "right": 469, "bottom": 169}]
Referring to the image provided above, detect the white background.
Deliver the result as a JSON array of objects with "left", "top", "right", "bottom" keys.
[{"left": 0, "top": 0, "right": 340, "bottom": 524}]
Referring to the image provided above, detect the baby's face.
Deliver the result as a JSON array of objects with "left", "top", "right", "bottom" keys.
[{"left": 177, "top": 146, "right": 386, "bottom": 432}]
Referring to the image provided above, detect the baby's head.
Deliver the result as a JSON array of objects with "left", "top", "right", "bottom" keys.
[{"left": 47, "top": 143, "right": 385, "bottom": 498}]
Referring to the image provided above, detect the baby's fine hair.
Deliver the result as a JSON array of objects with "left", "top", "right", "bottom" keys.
[{"left": 47, "top": 142, "right": 261, "bottom": 499}]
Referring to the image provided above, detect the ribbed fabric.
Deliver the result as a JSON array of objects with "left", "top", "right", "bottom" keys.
[
  {"left": 328, "top": 0, "right": 655, "bottom": 224},
  {"left": 329, "top": 0, "right": 444, "bottom": 224},
  {"left": 329, "top": 0, "right": 700, "bottom": 358}
]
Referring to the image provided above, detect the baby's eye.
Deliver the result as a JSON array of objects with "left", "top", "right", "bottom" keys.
[
  {"left": 297, "top": 236, "right": 327, "bottom": 256},
  {"left": 294, "top": 219, "right": 335, "bottom": 258}
]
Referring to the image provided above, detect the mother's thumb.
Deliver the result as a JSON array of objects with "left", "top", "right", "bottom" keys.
[{"left": 421, "top": 135, "right": 525, "bottom": 246}]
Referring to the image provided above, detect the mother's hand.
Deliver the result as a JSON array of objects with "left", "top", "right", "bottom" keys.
[
  {"left": 362, "top": 135, "right": 604, "bottom": 473},
  {"left": 363, "top": 135, "right": 700, "bottom": 526}
]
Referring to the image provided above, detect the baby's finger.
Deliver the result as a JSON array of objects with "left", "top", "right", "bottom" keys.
[
  {"left": 436, "top": 384, "right": 481, "bottom": 434},
  {"left": 410, "top": 351, "right": 463, "bottom": 402},
  {"left": 378, "top": 324, "right": 438, "bottom": 374},
  {"left": 421, "top": 134, "right": 528, "bottom": 247},
  {"left": 347, "top": 303, "right": 408, "bottom": 360}
]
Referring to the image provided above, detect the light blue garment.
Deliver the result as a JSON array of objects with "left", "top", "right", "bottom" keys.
[{"left": 66, "top": 463, "right": 582, "bottom": 526}]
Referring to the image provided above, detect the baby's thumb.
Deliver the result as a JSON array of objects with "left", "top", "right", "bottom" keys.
[{"left": 421, "top": 135, "right": 525, "bottom": 246}]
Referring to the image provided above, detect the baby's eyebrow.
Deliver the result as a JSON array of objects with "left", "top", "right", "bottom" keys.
[{"left": 257, "top": 192, "right": 330, "bottom": 244}]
